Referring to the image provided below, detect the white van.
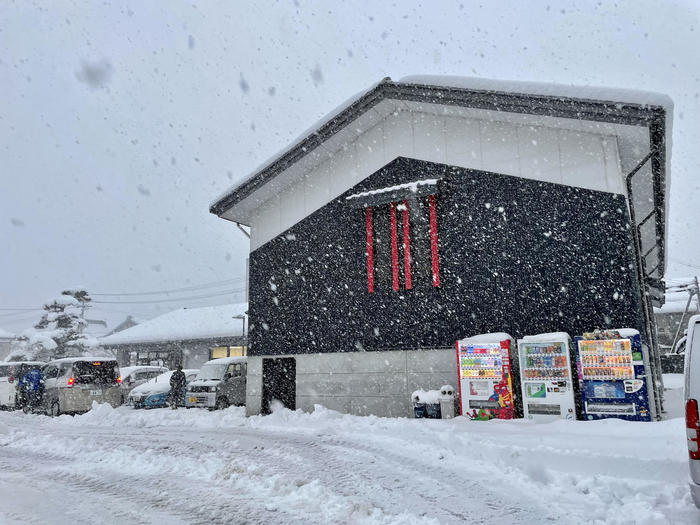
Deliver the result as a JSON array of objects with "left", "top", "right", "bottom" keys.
[
  {"left": 43, "top": 357, "right": 121, "bottom": 415},
  {"left": 0, "top": 361, "right": 44, "bottom": 409},
  {"left": 186, "top": 357, "right": 246, "bottom": 409},
  {"left": 684, "top": 314, "right": 700, "bottom": 507}
]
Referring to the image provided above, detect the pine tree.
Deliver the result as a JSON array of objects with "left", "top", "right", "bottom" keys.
[{"left": 32, "top": 288, "right": 92, "bottom": 359}]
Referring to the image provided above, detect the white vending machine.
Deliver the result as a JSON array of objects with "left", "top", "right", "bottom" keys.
[{"left": 518, "top": 333, "right": 578, "bottom": 422}]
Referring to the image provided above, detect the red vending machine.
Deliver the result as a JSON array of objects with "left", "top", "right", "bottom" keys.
[{"left": 456, "top": 333, "right": 520, "bottom": 420}]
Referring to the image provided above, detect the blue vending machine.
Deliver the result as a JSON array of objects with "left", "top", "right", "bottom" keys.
[{"left": 575, "top": 329, "right": 656, "bottom": 422}]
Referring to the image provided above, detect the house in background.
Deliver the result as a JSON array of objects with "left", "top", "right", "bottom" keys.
[
  {"left": 104, "top": 315, "right": 140, "bottom": 337},
  {"left": 211, "top": 76, "right": 671, "bottom": 418},
  {"left": 0, "top": 328, "right": 14, "bottom": 361},
  {"left": 655, "top": 294, "right": 699, "bottom": 350},
  {"left": 99, "top": 303, "right": 247, "bottom": 370}
]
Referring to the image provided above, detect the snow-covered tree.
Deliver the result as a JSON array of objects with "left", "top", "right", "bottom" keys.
[{"left": 7, "top": 288, "right": 96, "bottom": 361}]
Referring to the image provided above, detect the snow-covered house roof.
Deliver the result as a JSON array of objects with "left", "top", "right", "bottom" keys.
[
  {"left": 99, "top": 303, "right": 247, "bottom": 346},
  {"left": 210, "top": 76, "right": 671, "bottom": 292}
]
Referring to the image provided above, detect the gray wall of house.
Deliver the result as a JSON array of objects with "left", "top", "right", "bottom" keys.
[
  {"left": 246, "top": 348, "right": 457, "bottom": 418},
  {"left": 110, "top": 341, "right": 231, "bottom": 370}
]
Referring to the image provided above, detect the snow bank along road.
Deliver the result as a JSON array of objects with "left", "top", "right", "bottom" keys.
[{"left": 0, "top": 403, "right": 697, "bottom": 525}]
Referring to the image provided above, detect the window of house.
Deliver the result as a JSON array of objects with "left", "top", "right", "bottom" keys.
[{"left": 364, "top": 194, "right": 440, "bottom": 292}]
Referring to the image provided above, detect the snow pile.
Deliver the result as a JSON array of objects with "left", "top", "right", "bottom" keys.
[
  {"left": 411, "top": 389, "right": 441, "bottom": 404},
  {"left": 0, "top": 374, "right": 696, "bottom": 524}
]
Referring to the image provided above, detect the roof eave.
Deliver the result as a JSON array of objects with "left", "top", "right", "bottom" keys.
[{"left": 210, "top": 79, "right": 668, "bottom": 218}]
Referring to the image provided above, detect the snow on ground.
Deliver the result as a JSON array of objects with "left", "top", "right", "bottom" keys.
[{"left": 0, "top": 377, "right": 697, "bottom": 525}]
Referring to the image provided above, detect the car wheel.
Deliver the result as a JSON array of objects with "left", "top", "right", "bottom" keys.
[
  {"left": 50, "top": 401, "right": 60, "bottom": 417},
  {"left": 215, "top": 397, "right": 229, "bottom": 410}
]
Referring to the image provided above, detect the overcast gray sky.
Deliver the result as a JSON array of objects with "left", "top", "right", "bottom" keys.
[{"left": 1, "top": 0, "right": 699, "bottom": 334}]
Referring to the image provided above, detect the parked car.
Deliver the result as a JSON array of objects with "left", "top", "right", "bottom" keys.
[
  {"left": 0, "top": 361, "right": 44, "bottom": 410},
  {"left": 128, "top": 369, "right": 198, "bottom": 409},
  {"left": 684, "top": 314, "right": 700, "bottom": 507},
  {"left": 185, "top": 357, "right": 246, "bottom": 410},
  {"left": 42, "top": 357, "right": 121, "bottom": 416},
  {"left": 118, "top": 365, "right": 169, "bottom": 403}
]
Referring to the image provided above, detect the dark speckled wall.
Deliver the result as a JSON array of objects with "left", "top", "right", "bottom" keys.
[{"left": 248, "top": 157, "right": 645, "bottom": 356}]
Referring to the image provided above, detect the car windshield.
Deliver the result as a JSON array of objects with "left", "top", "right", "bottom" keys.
[
  {"left": 196, "top": 363, "right": 228, "bottom": 380},
  {"left": 72, "top": 361, "right": 119, "bottom": 386}
]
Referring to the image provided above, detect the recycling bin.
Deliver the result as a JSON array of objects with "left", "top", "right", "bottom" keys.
[{"left": 439, "top": 385, "right": 455, "bottom": 419}]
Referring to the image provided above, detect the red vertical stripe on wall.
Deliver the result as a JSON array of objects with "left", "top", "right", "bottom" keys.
[
  {"left": 390, "top": 202, "right": 400, "bottom": 291},
  {"left": 429, "top": 194, "right": 440, "bottom": 287},
  {"left": 402, "top": 200, "right": 412, "bottom": 290},
  {"left": 365, "top": 207, "right": 375, "bottom": 293}
]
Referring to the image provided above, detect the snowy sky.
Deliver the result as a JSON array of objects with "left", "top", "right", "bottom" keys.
[{"left": 2, "top": 0, "right": 699, "bottom": 334}]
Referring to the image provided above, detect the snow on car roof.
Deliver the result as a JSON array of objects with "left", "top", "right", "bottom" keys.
[
  {"left": 119, "top": 365, "right": 168, "bottom": 377},
  {"left": 130, "top": 369, "right": 199, "bottom": 395},
  {"left": 99, "top": 302, "right": 247, "bottom": 346},
  {"left": 48, "top": 357, "right": 117, "bottom": 364}
]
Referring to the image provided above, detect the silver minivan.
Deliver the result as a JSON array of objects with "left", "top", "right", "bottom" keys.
[
  {"left": 186, "top": 357, "right": 246, "bottom": 410},
  {"left": 43, "top": 357, "right": 121, "bottom": 415},
  {"left": 684, "top": 314, "right": 700, "bottom": 507}
]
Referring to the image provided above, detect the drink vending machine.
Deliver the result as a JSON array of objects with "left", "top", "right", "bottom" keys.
[
  {"left": 575, "top": 329, "right": 656, "bottom": 422},
  {"left": 517, "top": 333, "right": 579, "bottom": 421},
  {"left": 456, "top": 333, "right": 520, "bottom": 420}
]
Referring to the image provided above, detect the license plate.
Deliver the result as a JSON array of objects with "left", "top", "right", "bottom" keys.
[
  {"left": 189, "top": 396, "right": 197, "bottom": 403},
  {"left": 90, "top": 389, "right": 102, "bottom": 396}
]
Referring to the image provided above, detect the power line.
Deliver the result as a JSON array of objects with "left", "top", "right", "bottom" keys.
[
  {"left": 0, "top": 307, "right": 43, "bottom": 311},
  {"left": 92, "top": 278, "right": 244, "bottom": 297},
  {"left": 92, "top": 288, "right": 244, "bottom": 305}
]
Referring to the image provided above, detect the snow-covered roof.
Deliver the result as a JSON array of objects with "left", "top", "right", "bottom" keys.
[
  {"left": 400, "top": 75, "right": 673, "bottom": 112},
  {"left": 100, "top": 303, "right": 248, "bottom": 346},
  {"left": 211, "top": 75, "right": 671, "bottom": 218},
  {"left": 211, "top": 75, "right": 672, "bottom": 283}
]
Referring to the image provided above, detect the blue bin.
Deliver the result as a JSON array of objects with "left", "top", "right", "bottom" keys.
[
  {"left": 413, "top": 403, "right": 427, "bottom": 418},
  {"left": 425, "top": 403, "right": 442, "bottom": 419}
]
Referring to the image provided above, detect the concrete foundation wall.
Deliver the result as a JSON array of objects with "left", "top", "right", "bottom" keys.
[{"left": 246, "top": 349, "right": 458, "bottom": 418}]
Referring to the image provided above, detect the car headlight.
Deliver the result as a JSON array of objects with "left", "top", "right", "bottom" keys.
[{"left": 209, "top": 386, "right": 217, "bottom": 393}]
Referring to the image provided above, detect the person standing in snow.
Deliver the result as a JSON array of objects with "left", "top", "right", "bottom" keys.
[
  {"left": 18, "top": 367, "right": 44, "bottom": 413},
  {"left": 169, "top": 365, "right": 186, "bottom": 409}
]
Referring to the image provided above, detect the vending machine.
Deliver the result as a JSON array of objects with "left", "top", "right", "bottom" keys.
[
  {"left": 576, "top": 329, "right": 655, "bottom": 422},
  {"left": 517, "top": 333, "right": 579, "bottom": 422},
  {"left": 456, "top": 333, "right": 519, "bottom": 420}
]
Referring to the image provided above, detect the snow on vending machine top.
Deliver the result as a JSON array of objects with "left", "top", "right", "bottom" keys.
[
  {"left": 517, "top": 333, "right": 579, "bottom": 422},
  {"left": 575, "top": 328, "right": 656, "bottom": 422},
  {"left": 456, "top": 333, "right": 519, "bottom": 420}
]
